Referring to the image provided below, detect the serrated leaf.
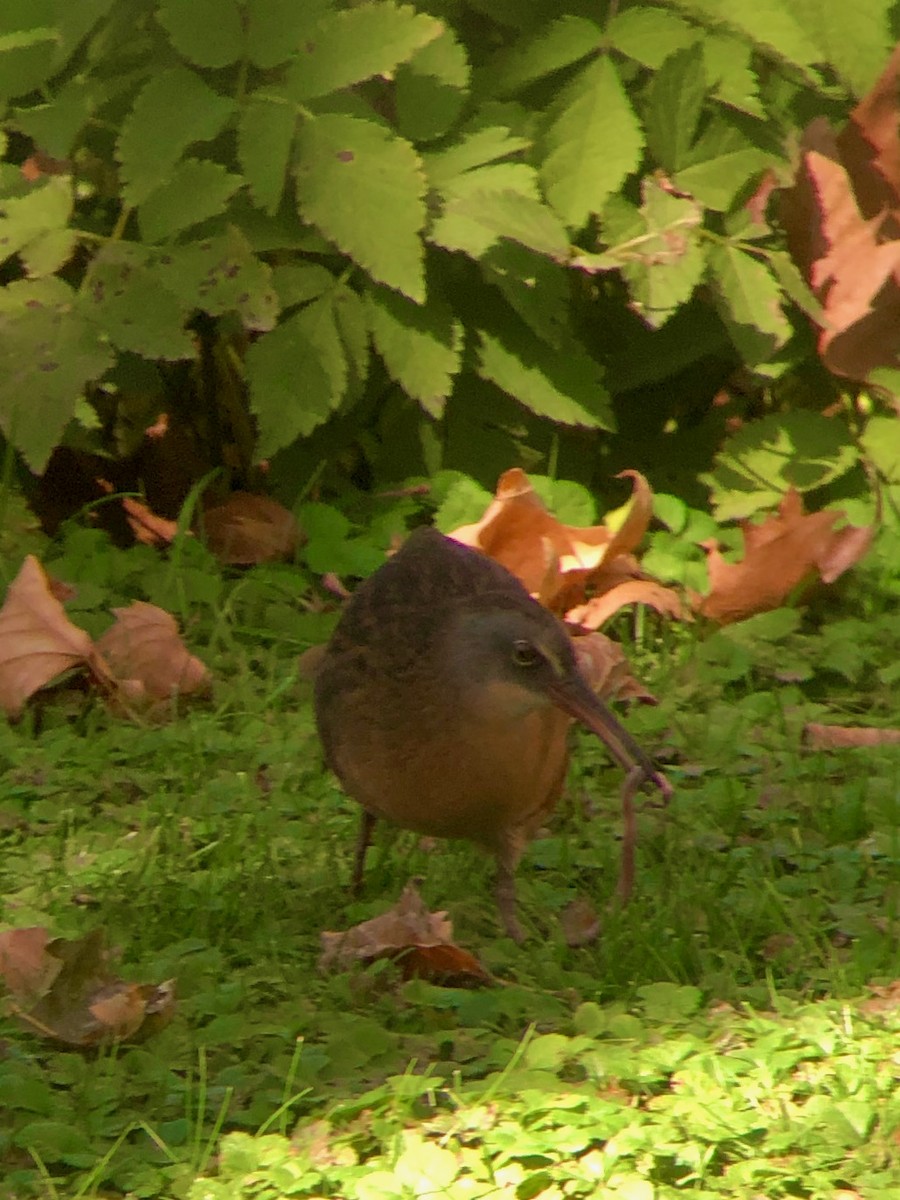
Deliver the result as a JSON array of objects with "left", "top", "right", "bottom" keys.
[
  {"left": 333, "top": 284, "right": 370, "bottom": 389},
  {"left": 540, "top": 57, "right": 644, "bottom": 228},
  {"left": 475, "top": 307, "right": 612, "bottom": 429},
  {"left": 243, "top": 0, "right": 330, "bottom": 68},
  {"left": 645, "top": 43, "right": 706, "bottom": 171},
  {"left": 482, "top": 15, "right": 602, "bottom": 97},
  {"left": 294, "top": 113, "right": 426, "bottom": 301},
  {"left": 157, "top": 0, "right": 244, "bottom": 68},
  {"left": 367, "top": 283, "right": 462, "bottom": 417},
  {"left": 155, "top": 229, "right": 278, "bottom": 331},
  {"left": 247, "top": 299, "right": 347, "bottom": 456},
  {"left": 422, "top": 126, "right": 530, "bottom": 188},
  {"left": 708, "top": 243, "right": 790, "bottom": 364},
  {"left": 675, "top": 117, "right": 774, "bottom": 211},
  {"left": 765, "top": 250, "right": 825, "bottom": 322},
  {"left": 0, "top": 280, "right": 114, "bottom": 471},
  {"left": 395, "top": 27, "right": 470, "bottom": 143},
  {"left": 80, "top": 244, "right": 192, "bottom": 360},
  {"left": 116, "top": 67, "right": 235, "bottom": 206},
  {"left": 0, "top": 176, "right": 71, "bottom": 266},
  {"left": 283, "top": 2, "right": 442, "bottom": 103},
  {"left": 272, "top": 263, "right": 336, "bottom": 310},
  {"left": 20, "top": 228, "right": 77, "bottom": 278},
  {"left": 482, "top": 242, "right": 570, "bottom": 348},
  {"left": 671, "top": 0, "right": 818, "bottom": 72},
  {"left": 705, "top": 411, "right": 859, "bottom": 519},
  {"left": 593, "top": 179, "right": 705, "bottom": 329},
  {"left": 430, "top": 188, "right": 569, "bottom": 261},
  {"left": 238, "top": 97, "right": 297, "bottom": 215},
  {"left": 608, "top": 7, "right": 696, "bottom": 69},
  {"left": 779, "top": 0, "right": 891, "bottom": 96},
  {"left": 11, "top": 76, "right": 95, "bottom": 157},
  {"left": 138, "top": 159, "right": 242, "bottom": 242},
  {"left": 702, "top": 33, "right": 765, "bottom": 118}
]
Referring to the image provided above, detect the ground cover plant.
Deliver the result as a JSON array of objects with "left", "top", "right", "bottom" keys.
[
  {"left": 0, "top": 471, "right": 898, "bottom": 1198},
  {"left": 2, "top": 0, "right": 900, "bottom": 1196}
]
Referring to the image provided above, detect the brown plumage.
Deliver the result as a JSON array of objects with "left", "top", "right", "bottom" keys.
[{"left": 314, "top": 527, "right": 669, "bottom": 941}]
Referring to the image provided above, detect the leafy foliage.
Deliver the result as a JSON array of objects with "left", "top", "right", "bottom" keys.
[{"left": 0, "top": 0, "right": 895, "bottom": 514}]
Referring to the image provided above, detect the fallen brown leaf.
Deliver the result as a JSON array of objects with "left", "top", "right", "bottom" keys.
[
  {"left": 0, "top": 926, "right": 176, "bottom": 1046},
  {"left": 559, "top": 896, "right": 601, "bottom": 947},
  {"left": 96, "top": 602, "right": 210, "bottom": 700},
  {"left": 804, "top": 722, "right": 900, "bottom": 749},
  {"left": 0, "top": 556, "right": 112, "bottom": 717},
  {"left": 449, "top": 469, "right": 662, "bottom": 618},
  {"left": 697, "top": 489, "right": 873, "bottom": 624},
  {"left": 202, "top": 492, "right": 300, "bottom": 565},
  {"left": 320, "top": 880, "right": 491, "bottom": 986},
  {"left": 573, "top": 631, "right": 658, "bottom": 705}
]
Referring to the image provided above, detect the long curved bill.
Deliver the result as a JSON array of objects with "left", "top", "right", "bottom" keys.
[{"left": 546, "top": 673, "right": 672, "bottom": 800}]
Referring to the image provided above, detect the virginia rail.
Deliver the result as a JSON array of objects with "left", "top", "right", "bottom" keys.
[{"left": 314, "top": 527, "right": 669, "bottom": 942}]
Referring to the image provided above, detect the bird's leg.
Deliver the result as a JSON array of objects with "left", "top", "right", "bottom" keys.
[
  {"left": 351, "top": 809, "right": 377, "bottom": 895},
  {"left": 494, "top": 831, "right": 527, "bottom": 943},
  {"left": 615, "top": 766, "right": 642, "bottom": 904}
]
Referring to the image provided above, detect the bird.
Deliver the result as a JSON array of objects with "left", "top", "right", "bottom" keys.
[{"left": 314, "top": 526, "right": 670, "bottom": 942}]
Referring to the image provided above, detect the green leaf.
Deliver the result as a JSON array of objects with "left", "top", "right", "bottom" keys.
[
  {"left": 294, "top": 113, "right": 426, "bottom": 301},
  {"left": 0, "top": 18, "right": 59, "bottom": 102},
  {"left": 394, "top": 27, "right": 470, "bottom": 144},
  {"left": 272, "top": 263, "right": 336, "bottom": 310},
  {"left": 704, "top": 412, "right": 859, "bottom": 519},
  {"left": 784, "top": 0, "right": 892, "bottom": 96},
  {"left": 676, "top": 117, "right": 774, "bottom": 211},
  {"left": 540, "top": 57, "right": 644, "bottom": 228},
  {"left": 645, "top": 43, "right": 706, "bottom": 172},
  {"left": 367, "top": 283, "right": 463, "bottom": 418},
  {"left": 247, "top": 298, "right": 347, "bottom": 455},
  {"left": 430, "top": 188, "right": 569, "bottom": 261},
  {"left": 283, "top": 2, "right": 442, "bottom": 103},
  {"left": 20, "top": 228, "right": 77, "bottom": 277},
  {"left": 11, "top": 76, "right": 95, "bottom": 157},
  {"left": 116, "top": 67, "right": 235, "bottom": 206},
  {"left": 481, "top": 15, "right": 602, "bottom": 97},
  {"left": 422, "top": 125, "right": 530, "bottom": 189},
  {"left": 475, "top": 308, "right": 613, "bottom": 429},
  {"left": 670, "top": 0, "right": 819, "bottom": 72},
  {"left": 79, "top": 244, "right": 192, "bottom": 360},
  {"left": 0, "top": 176, "right": 71, "bottom": 266},
  {"left": 155, "top": 228, "right": 278, "bottom": 331},
  {"left": 333, "top": 283, "right": 370, "bottom": 389},
  {"left": 238, "top": 97, "right": 297, "bottom": 215},
  {"left": 0, "top": 279, "right": 114, "bottom": 471},
  {"left": 708, "top": 243, "right": 790, "bottom": 364},
  {"left": 157, "top": 0, "right": 244, "bottom": 68},
  {"left": 702, "top": 33, "right": 765, "bottom": 118},
  {"left": 589, "top": 180, "right": 705, "bottom": 329},
  {"left": 243, "top": 0, "right": 330, "bottom": 68},
  {"left": 607, "top": 7, "right": 696, "bottom": 69},
  {"left": 482, "top": 242, "right": 570, "bottom": 348},
  {"left": 138, "top": 159, "right": 242, "bottom": 242},
  {"left": 765, "top": 250, "right": 825, "bottom": 322}
]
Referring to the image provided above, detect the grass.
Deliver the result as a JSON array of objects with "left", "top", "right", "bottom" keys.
[{"left": 0, "top": 518, "right": 899, "bottom": 1198}]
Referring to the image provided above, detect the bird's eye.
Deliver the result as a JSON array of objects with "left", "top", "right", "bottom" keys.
[{"left": 511, "top": 639, "right": 542, "bottom": 668}]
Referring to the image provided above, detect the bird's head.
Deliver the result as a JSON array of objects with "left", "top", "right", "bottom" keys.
[{"left": 447, "top": 604, "right": 669, "bottom": 795}]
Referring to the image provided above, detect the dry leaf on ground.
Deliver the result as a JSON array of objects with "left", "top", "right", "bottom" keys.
[
  {"left": 0, "top": 556, "right": 112, "bottom": 716},
  {"left": 804, "top": 723, "right": 900, "bottom": 749},
  {"left": 573, "top": 631, "right": 658, "bottom": 704},
  {"left": 202, "top": 492, "right": 300, "bottom": 565},
  {"left": 97, "top": 602, "right": 210, "bottom": 701},
  {"left": 320, "top": 881, "right": 492, "bottom": 986},
  {"left": 449, "top": 468, "right": 680, "bottom": 621},
  {"left": 0, "top": 926, "right": 175, "bottom": 1046},
  {"left": 696, "top": 489, "right": 873, "bottom": 625}
]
